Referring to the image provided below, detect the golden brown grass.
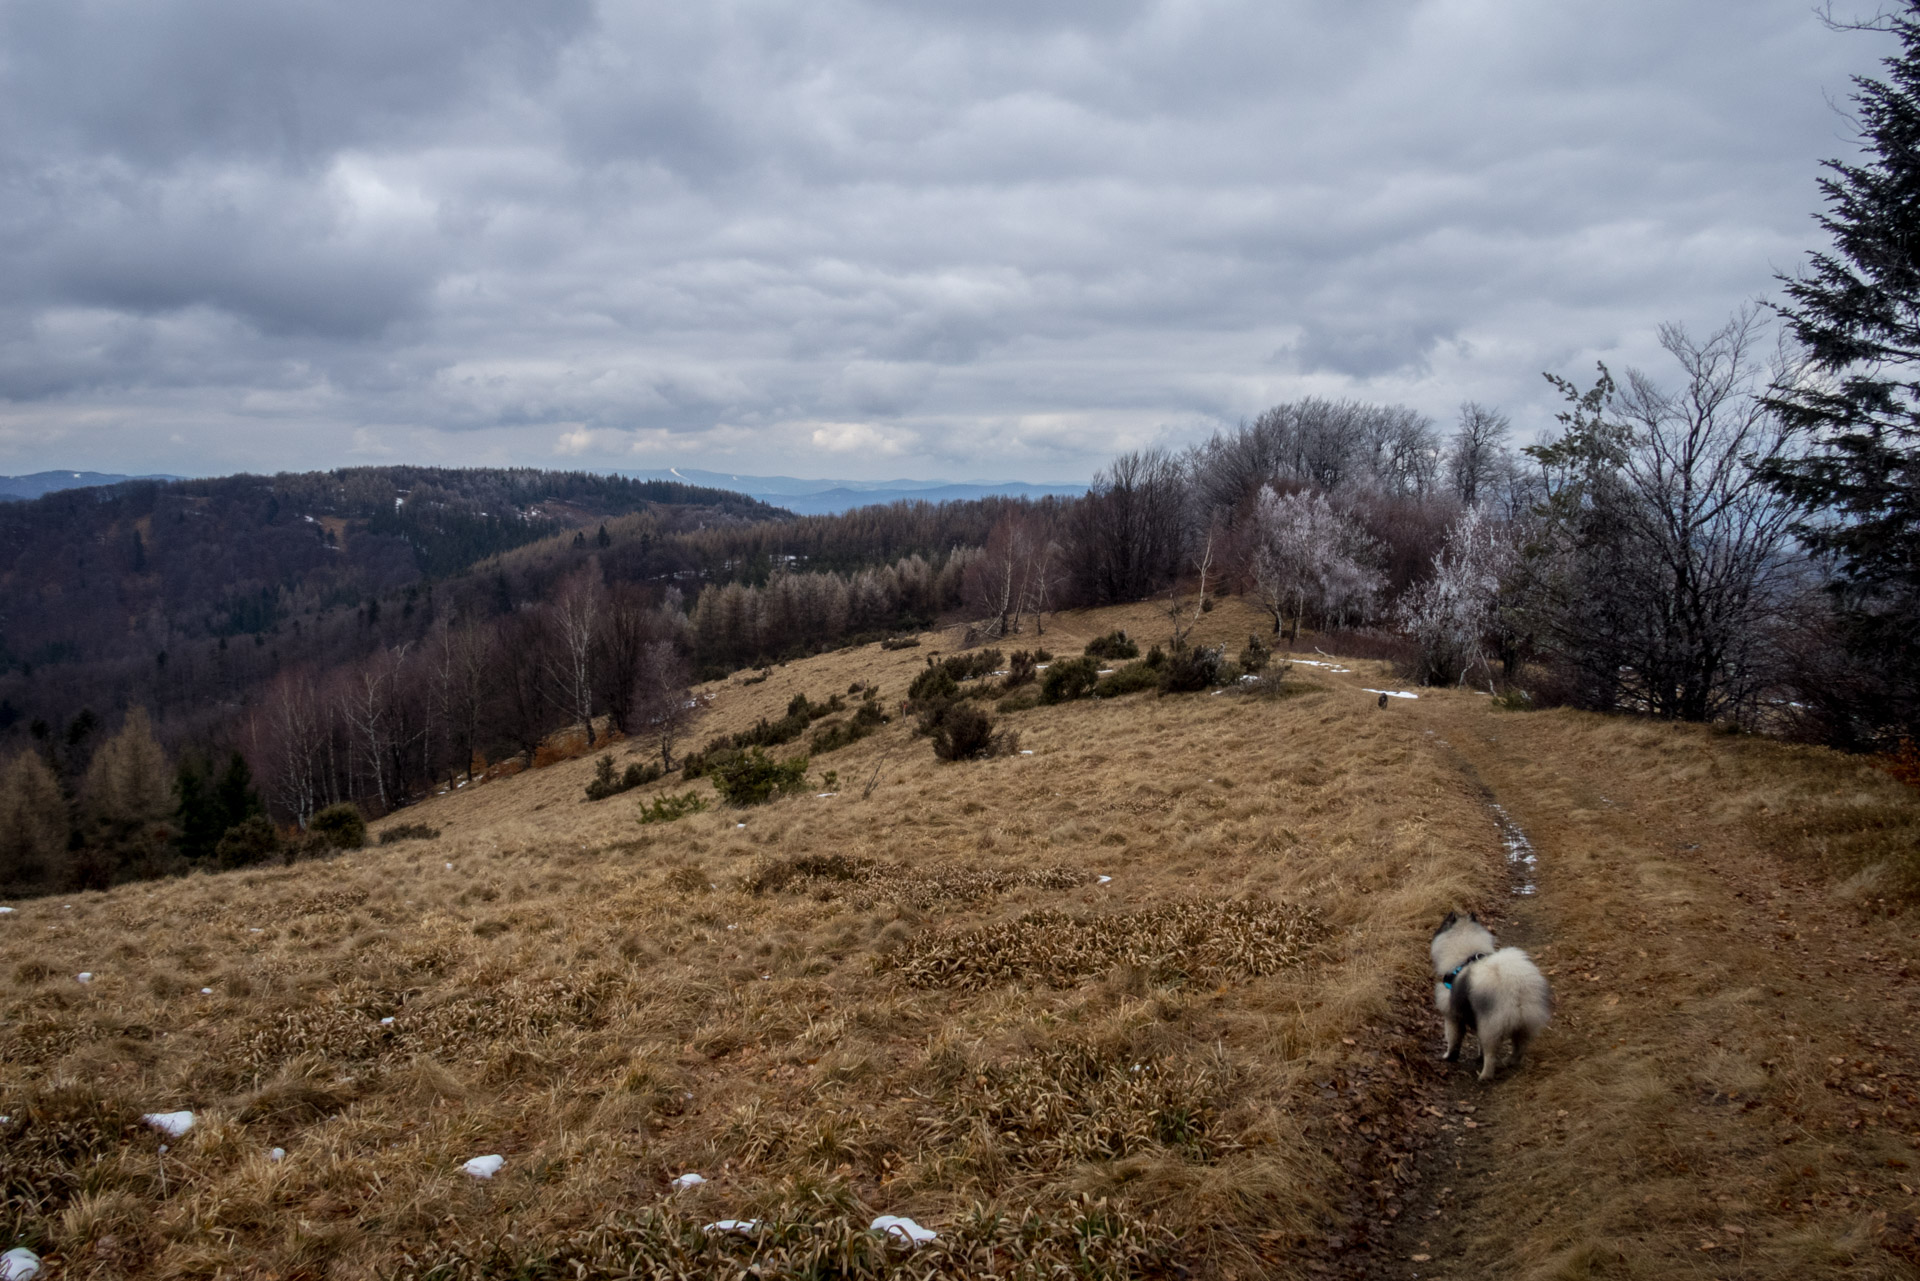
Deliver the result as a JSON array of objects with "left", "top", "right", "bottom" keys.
[
  {"left": 0, "top": 600, "right": 1493, "bottom": 1279},
  {"left": 8, "top": 600, "right": 1916, "bottom": 1278}
]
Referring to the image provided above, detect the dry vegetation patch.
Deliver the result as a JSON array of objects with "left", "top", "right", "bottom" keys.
[
  {"left": 884, "top": 900, "right": 1324, "bottom": 990},
  {"left": 0, "top": 602, "right": 1512, "bottom": 1278}
]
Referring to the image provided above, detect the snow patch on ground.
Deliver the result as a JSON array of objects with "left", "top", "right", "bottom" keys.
[
  {"left": 704, "top": 1219, "right": 759, "bottom": 1235},
  {"left": 670, "top": 1172, "right": 706, "bottom": 1189},
  {"left": 144, "top": 1111, "right": 195, "bottom": 1138},
  {"left": 872, "top": 1216, "right": 937, "bottom": 1247},
  {"left": 462, "top": 1154, "right": 504, "bottom": 1179},
  {"left": 1363, "top": 688, "right": 1418, "bottom": 699},
  {"left": 1, "top": 1247, "right": 41, "bottom": 1280}
]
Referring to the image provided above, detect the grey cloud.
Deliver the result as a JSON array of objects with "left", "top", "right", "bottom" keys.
[{"left": 0, "top": 0, "right": 1895, "bottom": 481}]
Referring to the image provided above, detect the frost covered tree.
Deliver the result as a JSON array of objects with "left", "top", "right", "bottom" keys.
[
  {"left": 1400, "top": 506, "right": 1513, "bottom": 688},
  {"left": 1248, "top": 488, "right": 1383, "bottom": 639}
]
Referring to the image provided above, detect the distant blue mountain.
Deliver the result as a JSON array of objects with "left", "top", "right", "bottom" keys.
[
  {"left": 0, "top": 470, "right": 182, "bottom": 501},
  {"left": 626, "top": 468, "right": 1086, "bottom": 515}
]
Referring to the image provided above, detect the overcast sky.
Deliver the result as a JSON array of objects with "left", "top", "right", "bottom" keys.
[{"left": 0, "top": 0, "right": 1891, "bottom": 483}]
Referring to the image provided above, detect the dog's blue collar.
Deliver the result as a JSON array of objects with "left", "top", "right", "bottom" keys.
[{"left": 1442, "top": 953, "right": 1489, "bottom": 989}]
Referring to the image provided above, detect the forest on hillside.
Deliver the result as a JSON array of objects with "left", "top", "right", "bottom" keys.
[{"left": 7, "top": 8, "right": 1920, "bottom": 897}]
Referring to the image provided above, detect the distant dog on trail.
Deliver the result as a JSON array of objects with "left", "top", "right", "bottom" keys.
[{"left": 1430, "top": 911, "right": 1551, "bottom": 1081}]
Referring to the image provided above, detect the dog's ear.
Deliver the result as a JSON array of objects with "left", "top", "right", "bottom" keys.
[
  {"left": 1467, "top": 911, "right": 1481, "bottom": 924},
  {"left": 1434, "top": 910, "right": 1458, "bottom": 936}
]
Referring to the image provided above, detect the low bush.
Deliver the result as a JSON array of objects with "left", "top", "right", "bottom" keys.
[
  {"left": 379, "top": 823, "right": 441, "bottom": 845},
  {"left": 928, "top": 703, "right": 991, "bottom": 760},
  {"left": 214, "top": 815, "right": 281, "bottom": 868},
  {"left": 709, "top": 749, "right": 812, "bottom": 806},
  {"left": 308, "top": 803, "right": 367, "bottom": 850},
  {"left": 907, "top": 664, "right": 960, "bottom": 707},
  {"left": 1084, "top": 630, "right": 1139, "bottom": 661},
  {"left": 996, "top": 688, "right": 1040, "bottom": 714},
  {"left": 1157, "top": 645, "right": 1224, "bottom": 694},
  {"left": 1239, "top": 634, "right": 1271, "bottom": 674},
  {"left": 1041, "top": 656, "right": 1100, "bottom": 704},
  {"left": 639, "top": 792, "right": 709, "bottom": 824},
  {"left": 585, "top": 754, "right": 664, "bottom": 801},
  {"left": 810, "top": 699, "right": 888, "bottom": 754},
  {"left": 1490, "top": 688, "right": 1535, "bottom": 713},
  {"left": 1145, "top": 644, "right": 1166, "bottom": 669},
  {"left": 1095, "top": 662, "right": 1161, "bottom": 698},
  {"left": 682, "top": 693, "right": 843, "bottom": 777}
]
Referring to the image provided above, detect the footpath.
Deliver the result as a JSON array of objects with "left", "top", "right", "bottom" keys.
[{"left": 1350, "top": 686, "right": 1920, "bottom": 1280}]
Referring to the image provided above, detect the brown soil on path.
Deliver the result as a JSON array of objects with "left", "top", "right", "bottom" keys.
[{"left": 1339, "top": 681, "right": 1920, "bottom": 1280}]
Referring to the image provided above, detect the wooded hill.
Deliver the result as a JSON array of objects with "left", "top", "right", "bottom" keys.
[{"left": 0, "top": 468, "right": 777, "bottom": 736}]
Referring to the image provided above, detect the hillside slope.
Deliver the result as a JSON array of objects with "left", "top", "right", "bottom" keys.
[{"left": 1, "top": 600, "right": 1916, "bottom": 1279}]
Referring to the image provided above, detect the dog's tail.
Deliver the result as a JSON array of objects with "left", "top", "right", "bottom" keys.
[{"left": 1472, "top": 947, "right": 1552, "bottom": 1072}]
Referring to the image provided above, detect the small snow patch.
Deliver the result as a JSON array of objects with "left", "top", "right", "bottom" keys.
[
  {"left": 1, "top": 1247, "right": 41, "bottom": 1280},
  {"left": 0, "top": 906, "right": 14, "bottom": 914},
  {"left": 269, "top": 1147, "right": 286, "bottom": 1162},
  {"left": 75, "top": 972, "right": 92, "bottom": 983},
  {"left": 379, "top": 1016, "right": 395, "bottom": 1026},
  {"left": 1020, "top": 749, "right": 1033, "bottom": 755},
  {"left": 670, "top": 1172, "right": 706, "bottom": 1190},
  {"left": 462, "top": 1154, "right": 504, "bottom": 1179},
  {"left": 199, "top": 987, "right": 213, "bottom": 995},
  {"left": 704, "top": 1219, "right": 759, "bottom": 1236},
  {"left": 1363, "top": 688, "right": 1418, "bottom": 700},
  {"left": 144, "top": 1111, "right": 195, "bottom": 1138},
  {"left": 444, "top": 862, "right": 454, "bottom": 871},
  {"left": 872, "top": 1215, "right": 937, "bottom": 1247},
  {"left": 815, "top": 792, "right": 838, "bottom": 798},
  {"left": 1096, "top": 875, "right": 1112, "bottom": 884}
]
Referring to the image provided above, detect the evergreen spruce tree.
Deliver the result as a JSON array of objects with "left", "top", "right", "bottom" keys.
[{"left": 1764, "top": 5, "right": 1920, "bottom": 743}]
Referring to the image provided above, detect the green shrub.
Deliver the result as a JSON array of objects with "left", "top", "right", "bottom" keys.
[
  {"left": 1083, "top": 630, "right": 1139, "bottom": 661},
  {"left": 1239, "top": 634, "right": 1271, "bottom": 674},
  {"left": 640, "top": 792, "right": 710, "bottom": 824},
  {"left": 379, "top": 822, "right": 441, "bottom": 845},
  {"left": 1491, "top": 688, "right": 1535, "bottom": 712},
  {"left": 1004, "top": 650, "right": 1040, "bottom": 688},
  {"left": 926, "top": 703, "right": 1016, "bottom": 761},
  {"left": 1040, "top": 656, "right": 1100, "bottom": 703},
  {"left": 308, "top": 802, "right": 367, "bottom": 850},
  {"left": 585, "top": 754, "right": 664, "bottom": 800},
  {"left": 1145, "top": 644, "right": 1166, "bottom": 669},
  {"left": 681, "top": 694, "right": 843, "bottom": 777},
  {"left": 214, "top": 815, "right": 281, "bottom": 869},
  {"left": 907, "top": 664, "right": 960, "bottom": 706},
  {"left": 996, "top": 688, "right": 1040, "bottom": 714},
  {"left": 1094, "top": 662, "right": 1161, "bottom": 698},
  {"left": 809, "top": 704, "right": 885, "bottom": 754},
  {"left": 710, "top": 749, "right": 812, "bottom": 806},
  {"left": 1157, "top": 645, "right": 1224, "bottom": 694}
]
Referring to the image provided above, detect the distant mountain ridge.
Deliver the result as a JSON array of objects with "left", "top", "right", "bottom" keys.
[
  {"left": 625, "top": 468, "right": 1086, "bottom": 515},
  {"left": 0, "top": 470, "right": 183, "bottom": 500}
]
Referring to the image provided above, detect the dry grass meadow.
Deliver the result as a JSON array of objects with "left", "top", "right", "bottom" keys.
[{"left": 3, "top": 598, "right": 1919, "bottom": 1279}]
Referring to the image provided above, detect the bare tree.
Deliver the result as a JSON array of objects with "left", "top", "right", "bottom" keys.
[
  {"left": 1524, "top": 308, "right": 1801, "bottom": 721},
  {"left": 635, "top": 640, "right": 699, "bottom": 770},
  {"left": 1448, "top": 403, "right": 1511, "bottom": 507},
  {"left": 547, "top": 570, "right": 601, "bottom": 744}
]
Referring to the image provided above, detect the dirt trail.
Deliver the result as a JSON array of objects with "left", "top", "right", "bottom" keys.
[{"left": 1346, "top": 685, "right": 1920, "bottom": 1279}]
